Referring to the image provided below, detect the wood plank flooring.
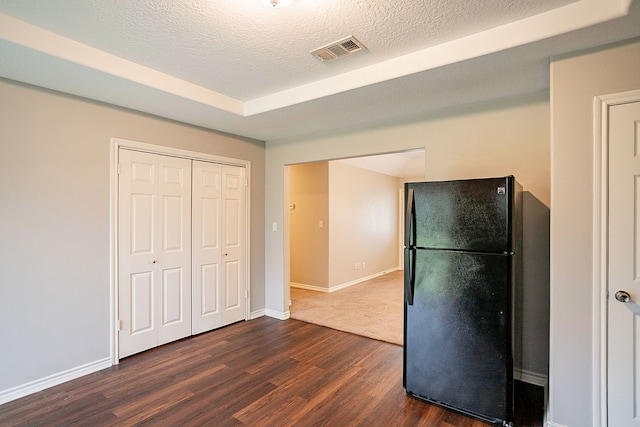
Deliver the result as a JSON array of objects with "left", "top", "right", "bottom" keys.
[{"left": 0, "top": 317, "right": 543, "bottom": 426}]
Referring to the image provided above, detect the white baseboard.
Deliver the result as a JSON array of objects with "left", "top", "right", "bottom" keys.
[
  {"left": 290, "top": 282, "right": 327, "bottom": 292},
  {"left": 265, "top": 308, "right": 290, "bottom": 320},
  {"left": 249, "top": 309, "right": 265, "bottom": 319},
  {"left": 291, "top": 268, "right": 400, "bottom": 293},
  {"left": 514, "top": 368, "right": 548, "bottom": 388},
  {"left": 0, "top": 357, "right": 112, "bottom": 405}
]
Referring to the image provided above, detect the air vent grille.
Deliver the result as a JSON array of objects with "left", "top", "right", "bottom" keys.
[{"left": 311, "top": 36, "right": 366, "bottom": 62}]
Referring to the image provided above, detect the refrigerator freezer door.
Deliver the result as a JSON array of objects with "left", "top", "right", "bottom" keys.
[
  {"left": 404, "top": 249, "right": 513, "bottom": 423},
  {"left": 407, "top": 177, "right": 513, "bottom": 253}
]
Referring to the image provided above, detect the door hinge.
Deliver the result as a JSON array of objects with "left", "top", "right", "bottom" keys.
[
  {"left": 245, "top": 290, "right": 248, "bottom": 298},
  {"left": 116, "top": 319, "right": 122, "bottom": 331},
  {"left": 116, "top": 164, "right": 121, "bottom": 175}
]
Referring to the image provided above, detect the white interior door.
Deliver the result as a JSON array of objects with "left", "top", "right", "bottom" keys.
[
  {"left": 192, "top": 161, "right": 246, "bottom": 334},
  {"left": 221, "top": 165, "right": 246, "bottom": 325},
  {"left": 608, "top": 100, "right": 640, "bottom": 426},
  {"left": 192, "top": 161, "right": 223, "bottom": 334},
  {"left": 118, "top": 149, "right": 192, "bottom": 358}
]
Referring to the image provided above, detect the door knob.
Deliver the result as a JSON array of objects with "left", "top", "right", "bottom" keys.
[{"left": 615, "top": 290, "right": 631, "bottom": 303}]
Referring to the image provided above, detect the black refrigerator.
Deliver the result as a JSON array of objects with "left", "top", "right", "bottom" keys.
[{"left": 403, "top": 176, "right": 521, "bottom": 426}]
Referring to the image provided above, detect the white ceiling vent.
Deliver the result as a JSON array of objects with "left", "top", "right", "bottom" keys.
[{"left": 311, "top": 36, "right": 367, "bottom": 62}]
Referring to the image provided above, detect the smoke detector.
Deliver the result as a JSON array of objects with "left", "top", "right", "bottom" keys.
[{"left": 311, "top": 36, "right": 367, "bottom": 62}]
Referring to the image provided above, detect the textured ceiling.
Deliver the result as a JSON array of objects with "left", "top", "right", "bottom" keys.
[
  {"left": 0, "top": 0, "right": 576, "bottom": 99},
  {"left": 0, "top": 0, "right": 639, "bottom": 142}
]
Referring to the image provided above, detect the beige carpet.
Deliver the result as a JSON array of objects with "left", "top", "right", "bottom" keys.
[{"left": 290, "top": 270, "right": 404, "bottom": 346}]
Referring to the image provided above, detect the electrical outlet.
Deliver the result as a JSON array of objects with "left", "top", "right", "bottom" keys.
[
  {"left": 354, "top": 262, "right": 360, "bottom": 270},
  {"left": 362, "top": 262, "right": 366, "bottom": 269}
]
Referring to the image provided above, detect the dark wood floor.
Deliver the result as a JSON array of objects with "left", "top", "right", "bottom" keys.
[{"left": 0, "top": 317, "right": 543, "bottom": 426}]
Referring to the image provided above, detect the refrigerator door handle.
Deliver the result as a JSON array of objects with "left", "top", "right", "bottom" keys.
[
  {"left": 404, "top": 248, "right": 415, "bottom": 305},
  {"left": 404, "top": 188, "right": 416, "bottom": 305},
  {"left": 405, "top": 188, "right": 415, "bottom": 248}
]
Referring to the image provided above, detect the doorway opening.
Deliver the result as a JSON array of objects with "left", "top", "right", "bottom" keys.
[{"left": 286, "top": 150, "right": 425, "bottom": 344}]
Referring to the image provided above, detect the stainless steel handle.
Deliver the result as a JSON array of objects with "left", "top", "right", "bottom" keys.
[{"left": 615, "top": 290, "right": 631, "bottom": 303}]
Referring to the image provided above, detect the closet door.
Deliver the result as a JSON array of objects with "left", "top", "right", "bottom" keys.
[
  {"left": 192, "top": 161, "right": 246, "bottom": 334},
  {"left": 118, "top": 149, "right": 192, "bottom": 358},
  {"left": 220, "top": 165, "right": 246, "bottom": 325}
]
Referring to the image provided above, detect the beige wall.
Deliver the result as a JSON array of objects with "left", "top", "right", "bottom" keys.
[
  {"left": 549, "top": 37, "right": 640, "bottom": 426},
  {"left": 0, "top": 78, "right": 265, "bottom": 393},
  {"left": 419, "top": 100, "right": 550, "bottom": 206},
  {"left": 328, "top": 162, "right": 398, "bottom": 287},
  {"left": 266, "top": 90, "right": 550, "bottom": 377},
  {"left": 289, "top": 161, "right": 399, "bottom": 290},
  {"left": 289, "top": 162, "right": 329, "bottom": 287}
]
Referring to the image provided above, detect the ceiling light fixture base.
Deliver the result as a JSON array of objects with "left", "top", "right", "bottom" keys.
[{"left": 257, "top": 0, "right": 294, "bottom": 8}]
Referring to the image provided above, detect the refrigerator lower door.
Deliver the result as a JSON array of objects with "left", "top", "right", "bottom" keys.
[{"left": 404, "top": 249, "right": 513, "bottom": 424}]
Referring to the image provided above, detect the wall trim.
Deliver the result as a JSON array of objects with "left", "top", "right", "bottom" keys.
[
  {"left": 265, "top": 309, "right": 290, "bottom": 320},
  {"left": 249, "top": 309, "right": 266, "bottom": 320},
  {"left": 290, "top": 282, "right": 328, "bottom": 292},
  {"left": 0, "top": 357, "right": 111, "bottom": 405},
  {"left": 290, "top": 268, "right": 400, "bottom": 293},
  {"left": 593, "top": 88, "right": 640, "bottom": 427},
  {"left": 110, "top": 137, "right": 252, "bottom": 364},
  {"left": 514, "top": 368, "right": 547, "bottom": 388}
]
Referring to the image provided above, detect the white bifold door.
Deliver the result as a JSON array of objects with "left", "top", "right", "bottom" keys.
[
  {"left": 118, "top": 149, "right": 192, "bottom": 358},
  {"left": 118, "top": 149, "right": 246, "bottom": 359},
  {"left": 192, "top": 160, "right": 246, "bottom": 334}
]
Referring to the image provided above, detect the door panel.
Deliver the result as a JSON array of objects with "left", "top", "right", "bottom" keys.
[
  {"left": 119, "top": 149, "right": 191, "bottom": 358},
  {"left": 225, "top": 199, "right": 240, "bottom": 246},
  {"left": 192, "top": 161, "right": 223, "bottom": 334},
  {"left": 192, "top": 161, "right": 246, "bottom": 332},
  {"left": 225, "top": 260, "right": 240, "bottom": 308},
  {"left": 201, "top": 198, "right": 219, "bottom": 248},
  {"left": 131, "top": 272, "right": 153, "bottom": 334},
  {"left": 119, "top": 150, "right": 158, "bottom": 357},
  {"left": 221, "top": 166, "right": 246, "bottom": 324},
  {"left": 163, "top": 196, "right": 184, "bottom": 251},
  {"left": 162, "top": 267, "right": 184, "bottom": 325},
  {"left": 608, "top": 101, "right": 640, "bottom": 426},
  {"left": 156, "top": 154, "right": 191, "bottom": 345},
  {"left": 131, "top": 194, "right": 154, "bottom": 255},
  {"left": 162, "top": 164, "right": 185, "bottom": 186},
  {"left": 132, "top": 159, "right": 154, "bottom": 183},
  {"left": 200, "top": 263, "right": 219, "bottom": 315}
]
